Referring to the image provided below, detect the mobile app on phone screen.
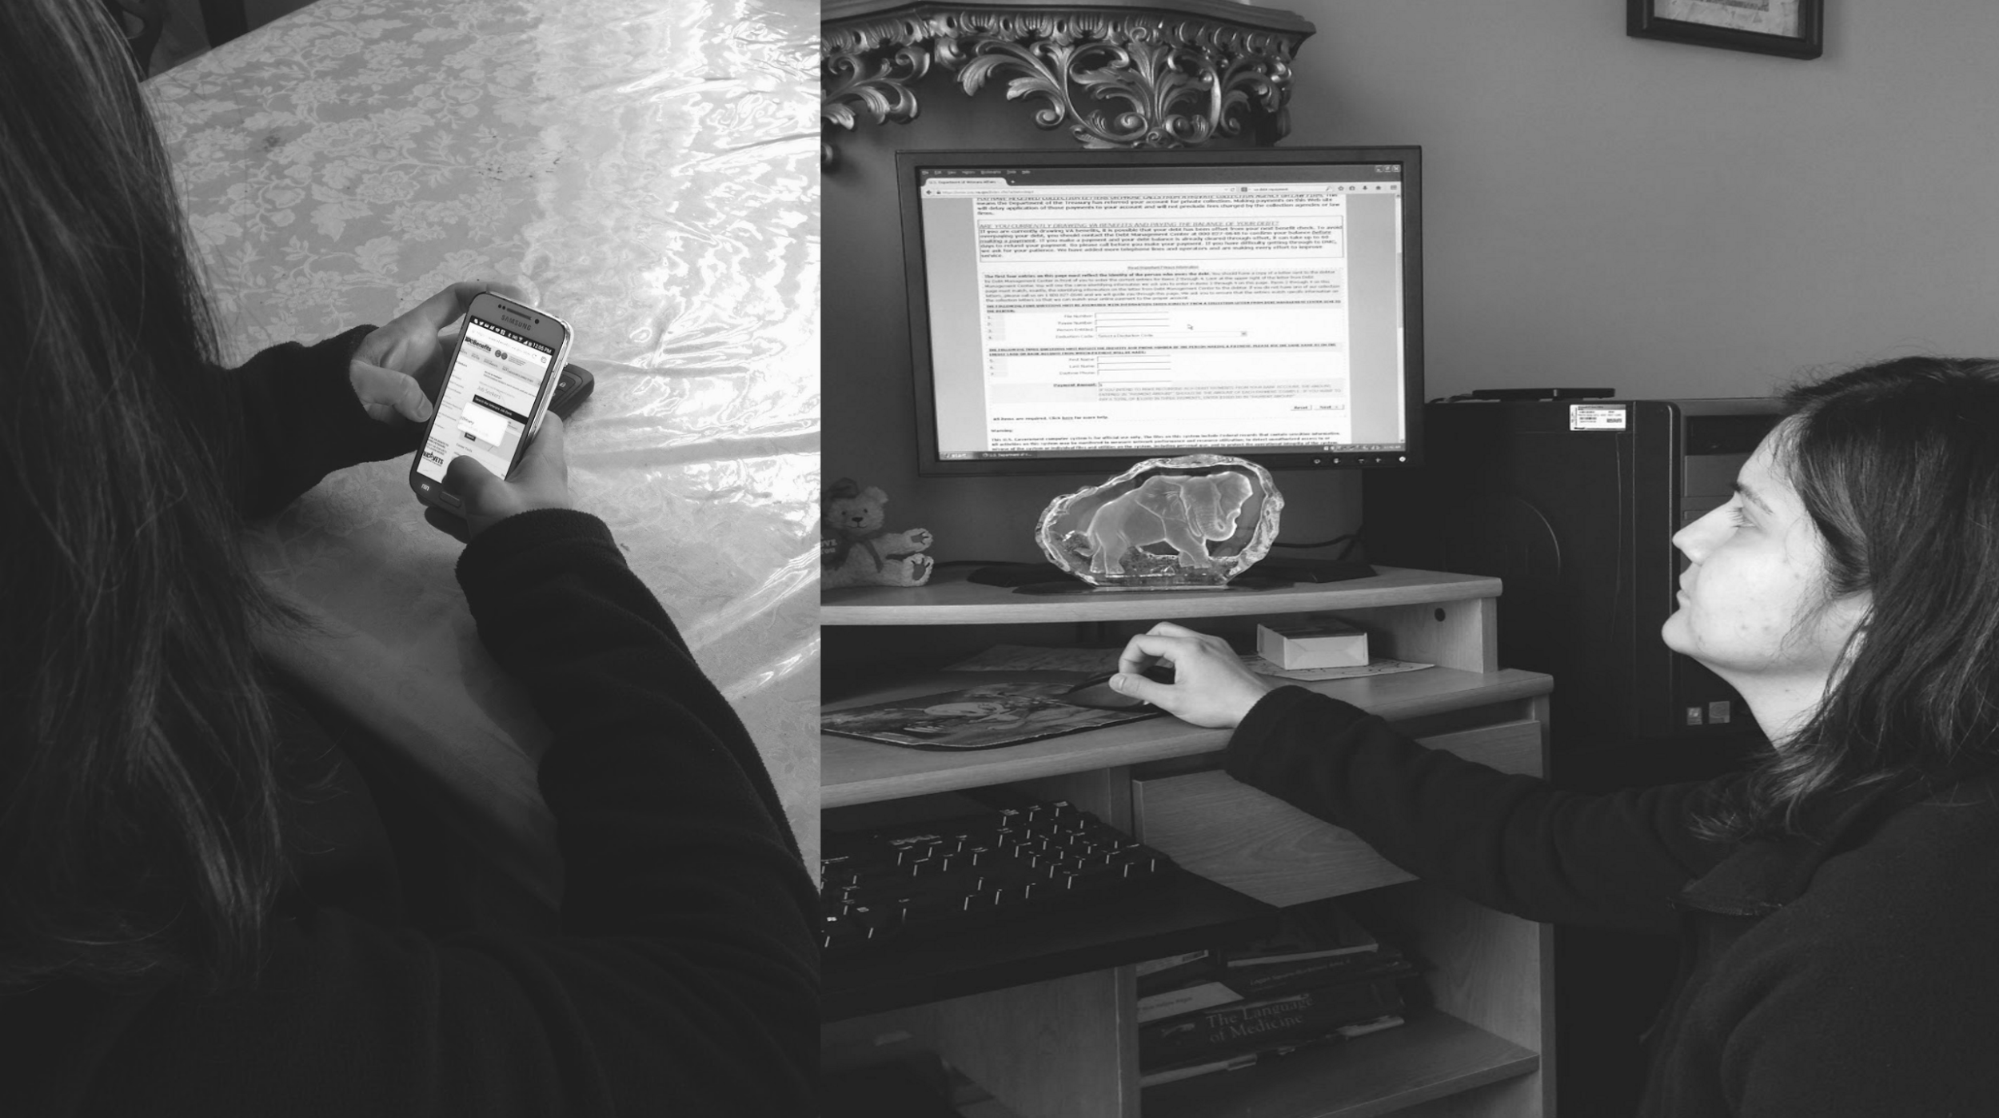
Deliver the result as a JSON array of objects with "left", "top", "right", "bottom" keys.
[{"left": 416, "top": 317, "right": 556, "bottom": 483}]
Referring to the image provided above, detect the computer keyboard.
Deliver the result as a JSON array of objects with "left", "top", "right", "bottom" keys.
[{"left": 820, "top": 800, "right": 1179, "bottom": 958}]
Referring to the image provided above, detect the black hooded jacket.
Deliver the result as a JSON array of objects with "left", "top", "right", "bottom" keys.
[
  {"left": 1229, "top": 685, "right": 1999, "bottom": 1117},
  {"left": 2, "top": 328, "right": 817, "bottom": 1117}
]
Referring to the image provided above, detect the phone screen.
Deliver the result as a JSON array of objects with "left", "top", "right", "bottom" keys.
[{"left": 415, "top": 315, "right": 559, "bottom": 484}]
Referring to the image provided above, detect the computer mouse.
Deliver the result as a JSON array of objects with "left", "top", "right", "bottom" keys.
[{"left": 1061, "top": 664, "right": 1174, "bottom": 711}]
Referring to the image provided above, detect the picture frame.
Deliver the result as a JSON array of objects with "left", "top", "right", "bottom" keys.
[{"left": 1628, "top": 0, "right": 1823, "bottom": 60}]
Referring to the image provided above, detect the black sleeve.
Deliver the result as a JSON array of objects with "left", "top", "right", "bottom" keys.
[
  {"left": 1225, "top": 686, "right": 1731, "bottom": 933},
  {"left": 452, "top": 508, "right": 818, "bottom": 1113},
  {"left": 225, "top": 325, "right": 422, "bottom": 519}
]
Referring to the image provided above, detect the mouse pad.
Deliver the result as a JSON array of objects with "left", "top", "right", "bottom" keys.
[{"left": 822, "top": 681, "right": 1166, "bottom": 751}]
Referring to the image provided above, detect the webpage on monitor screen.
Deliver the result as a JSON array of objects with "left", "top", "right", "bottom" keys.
[{"left": 919, "top": 164, "right": 1408, "bottom": 460}]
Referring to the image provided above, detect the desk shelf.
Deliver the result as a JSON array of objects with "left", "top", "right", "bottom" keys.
[
  {"left": 820, "top": 567, "right": 1554, "bottom": 1117},
  {"left": 822, "top": 565, "right": 1501, "bottom": 626},
  {"left": 825, "top": 666, "right": 1546, "bottom": 809},
  {"left": 1142, "top": 1009, "right": 1539, "bottom": 1118}
]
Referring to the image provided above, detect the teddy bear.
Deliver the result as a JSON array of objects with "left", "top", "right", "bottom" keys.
[{"left": 822, "top": 478, "right": 935, "bottom": 589}]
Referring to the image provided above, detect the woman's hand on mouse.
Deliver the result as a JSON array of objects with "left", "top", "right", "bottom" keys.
[
  {"left": 349, "top": 279, "right": 530, "bottom": 426},
  {"left": 424, "top": 413, "right": 573, "bottom": 542},
  {"left": 1113, "top": 621, "right": 1275, "bottom": 729}
]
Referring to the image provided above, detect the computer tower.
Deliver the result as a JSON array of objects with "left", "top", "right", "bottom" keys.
[{"left": 1362, "top": 397, "right": 1782, "bottom": 1117}]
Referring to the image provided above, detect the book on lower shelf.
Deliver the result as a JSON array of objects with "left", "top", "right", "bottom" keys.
[
  {"left": 1139, "top": 1014, "right": 1408, "bottom": 1089},
  {"left": 1223, "top": 894, "right": 1382, "bottom": 966},
  {"left": 1135, "top": 898, "right": 1422, "bottom": 1088},
  {"left": 1138, "top": 949, "right": 1419, "bottom": 1024}
]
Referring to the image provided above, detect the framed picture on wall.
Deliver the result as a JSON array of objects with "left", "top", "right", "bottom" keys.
[{"left": 1628, "top": 0, "right": 1823, "bottom": 59}]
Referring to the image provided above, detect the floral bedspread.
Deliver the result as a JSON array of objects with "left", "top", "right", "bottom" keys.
[{"left": 147, "top": 0, "right": 820, "bottom": 881}]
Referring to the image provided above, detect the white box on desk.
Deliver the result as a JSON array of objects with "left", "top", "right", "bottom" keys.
[{"left": 1256, "top": 618, "right": 1369, "bottom": 670}]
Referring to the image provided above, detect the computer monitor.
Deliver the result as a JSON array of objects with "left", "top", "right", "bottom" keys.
[{"left": 899, "top": 146, "right": 1423, "bottom": 477}]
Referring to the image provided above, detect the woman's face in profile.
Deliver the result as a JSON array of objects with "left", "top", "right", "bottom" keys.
[{"left": 1662, "top": 424, "right": 1868, "bottom": 686}]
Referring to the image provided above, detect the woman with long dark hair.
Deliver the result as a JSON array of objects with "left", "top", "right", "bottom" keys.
[
  {"left": 0, "top": 2, "right": 815, "bottom": 1113},
  {"left": 1112, "top": 357, "right": 1999, "bottom": 1115}
]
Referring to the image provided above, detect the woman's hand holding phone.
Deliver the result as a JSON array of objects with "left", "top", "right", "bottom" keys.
[
  {"left": 425, "top": 413, "right": 573, "bottom": 542},
  {"left": 348, "top": 280, "right": 530, "bottom": 426}
]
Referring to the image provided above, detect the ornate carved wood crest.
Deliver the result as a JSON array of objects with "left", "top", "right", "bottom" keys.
[{"left": 823, "top": 0, "right": 1314, "bottom": 167}]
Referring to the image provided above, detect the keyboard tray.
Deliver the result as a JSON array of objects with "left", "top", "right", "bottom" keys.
[{"left": 823, "top": 799, "right": 1276, "bottom": 1019}]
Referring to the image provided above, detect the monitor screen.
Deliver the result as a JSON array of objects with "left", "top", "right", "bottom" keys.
[{"left": 899, "top": 146, "right": 1423, "bottom": 476}]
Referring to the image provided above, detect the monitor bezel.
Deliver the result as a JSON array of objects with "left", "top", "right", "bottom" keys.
[{"left": 897, "top": 145, "right": 1425, "bottom": 477}]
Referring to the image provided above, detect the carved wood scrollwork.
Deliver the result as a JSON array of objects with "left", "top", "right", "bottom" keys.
[{"left": 822, "top": 1, "right": 1313, "bottom": 168}]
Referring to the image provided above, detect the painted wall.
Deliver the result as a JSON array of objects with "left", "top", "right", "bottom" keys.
[
  {"left": 1285, "top": 0, "right": 1999, "bottom": 401},
  {"left": 824, "top": 0, "right": 1999, "bottom": 561}
]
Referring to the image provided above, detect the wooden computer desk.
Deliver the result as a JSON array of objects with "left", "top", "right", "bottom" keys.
[{"left": 822, "top": 567, "right": 1555, "bottom": 1118}]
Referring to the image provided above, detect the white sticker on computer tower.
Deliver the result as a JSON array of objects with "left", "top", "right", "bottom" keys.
[{"left": 1571, "top": 404, "right": 1629, "bottom": 431}]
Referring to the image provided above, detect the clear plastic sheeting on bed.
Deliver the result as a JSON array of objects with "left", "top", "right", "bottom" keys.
[{"left": 146, "top": 0, "right": 821, "bottom": 888}]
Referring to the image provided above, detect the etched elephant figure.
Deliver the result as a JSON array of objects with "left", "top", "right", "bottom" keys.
[{"left": 1083, "top": 471, "right": 1256, "bottom": 576}]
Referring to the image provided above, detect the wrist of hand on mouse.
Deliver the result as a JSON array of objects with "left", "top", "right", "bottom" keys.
[{"left": 1111, "top": 621, "right": 1276, "bottom": 729}]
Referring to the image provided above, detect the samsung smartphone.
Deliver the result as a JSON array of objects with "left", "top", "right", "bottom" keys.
[{"left": 409, "top": 292, "right": 573, "bottom": 511}]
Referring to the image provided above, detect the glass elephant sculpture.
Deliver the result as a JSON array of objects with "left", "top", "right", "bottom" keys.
[{"left": 1037, "top": 454, "right": 1283, "bottom": 589}]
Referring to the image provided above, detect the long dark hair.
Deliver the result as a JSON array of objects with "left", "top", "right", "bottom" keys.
[
  {"left": 0, "top": 0, "right": 289, "bottom": 990},
  {"left": 1693, "top": 357, "right": 1999, "bottom": 842}
]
